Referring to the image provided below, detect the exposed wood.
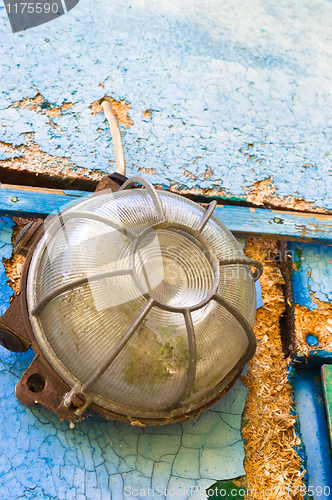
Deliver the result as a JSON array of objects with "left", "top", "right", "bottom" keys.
[
  {"left": 279, "top": 241, "right": 296, "bottom": 358},
  {"left": 242, "top": 238, "right": 304, "bottom": 499},
  {"left": 289, "top": 241, "right": 332, "bottom": 364},
  {"left": 2, "top": 219, "right": 29, "bottom": 297}
]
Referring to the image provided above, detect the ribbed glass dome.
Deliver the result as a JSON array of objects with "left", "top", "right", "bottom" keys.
[{"left": 26, "top": 179, "right": 258, "bottom": 421}]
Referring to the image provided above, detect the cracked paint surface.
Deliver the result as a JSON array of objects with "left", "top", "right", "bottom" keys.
[
  {"left": 0, "top": 217, "right": 248, "bottom": 499},
  {"left": 0, "top": 352, "right": 248, "bottom": 500},
  {"left": 0, "top": 217, "right": 15, "bottom": 315},
  {"left": 290, "top": 241, "right": 332, "bottom": 356},
  {"left": 290, "top": 242, "right": 332, "bottom": 310},
  {"left": 0, "top": 0, "right": 332, "bottom": 208}
]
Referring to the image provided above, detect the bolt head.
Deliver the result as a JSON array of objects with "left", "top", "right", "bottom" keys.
[{"left": 72, "top": 393, "right": 86, "bottom": 407}]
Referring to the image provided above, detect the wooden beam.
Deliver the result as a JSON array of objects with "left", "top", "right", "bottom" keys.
[
  {"left": 0, "top": 183, "right": 331, "bottom": 243},
  {"left": 0, "top": 184, "right": 90, "bottom": 218},
  {"left": 214, "top": 206, "right": 332, "bottom": 244}
]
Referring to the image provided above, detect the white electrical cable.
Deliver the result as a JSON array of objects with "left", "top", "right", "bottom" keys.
[{"left": 101, "top": 100, "right": 126, "bottom": 176}]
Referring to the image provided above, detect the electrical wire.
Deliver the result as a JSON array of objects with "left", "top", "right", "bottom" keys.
[{"left": 101, "top": 100, "right": 126, "bottom": 176}]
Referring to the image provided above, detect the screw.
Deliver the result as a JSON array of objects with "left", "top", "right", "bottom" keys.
[{"left": 72, "top": 393, "right": 86, "bottom": 407}]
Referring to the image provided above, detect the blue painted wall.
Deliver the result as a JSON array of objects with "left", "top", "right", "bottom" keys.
[
  {"left": 0, "top": 217, "right": 14, "bottom": 315},
  {"left": 290, "top": 242, "right": 332, "bottom": 310},
  {"left": 0, "top": 0, "right": 332, "bottom": 208}
]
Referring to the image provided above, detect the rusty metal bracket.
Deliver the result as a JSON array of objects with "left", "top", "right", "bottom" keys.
[{"left": 93, "top": 172, "right": 128, "bottom": 194}]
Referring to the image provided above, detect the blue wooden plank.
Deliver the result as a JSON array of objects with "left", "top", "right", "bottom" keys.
[
  {"left": 293, "top": 370, "right": 332, "bottom": 499},
  {"left": 0, "top": 184, "right": 332, "bottom": 242},
  {"left": 214, "top": 206, "right": 332, "bottom": 244},
  {"left": 0, "top": 184, "right": 91, "bottom": 217},
  {"left": 0, "top": 216, "right": 15, "bottom": 315}
]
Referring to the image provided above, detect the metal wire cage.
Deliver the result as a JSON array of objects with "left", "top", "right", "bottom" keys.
[{"left": 22, "top": 176, "right": 262, "bottom": 423}]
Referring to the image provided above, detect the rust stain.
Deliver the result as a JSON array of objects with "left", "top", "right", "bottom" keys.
[
  {"left": 11, "top": 93, "right": 74, "bottom": 129},
  {"left": 142, "top": 109, "right": 152, "bottom": 119},
  {"left": 203, "top": 166, "right": 214, "bottom": 181},
  {"left": 0, "top": 136, "right": 104, "bottom": 184},
  {"left": 137, "top": 167, "right": 157, "bottom": 175},
  {"left": 168, "top": 181, "right": 236, "bottom": 200},
  {"left": 3, "top": 219, "right": 31, "bottom": 297},
  {"left": 180, "top": 168, "right": 198, "bottom": 181},
  {"left": 246, "top": 177, "right": 331, "bottom": 215},
  {"left": 132, "top": 164, "right": 158, "bottom": 175},
  {"left": 90, "top": 96, "right": 133, "bottom": 128}
]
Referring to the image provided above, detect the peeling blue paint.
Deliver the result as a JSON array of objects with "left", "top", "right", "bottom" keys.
[
  {"left": 306, "top": 335, "right": 319, "bottom": 347},
  {"left": 0, "top": 217, "right": 14, "bottom": 316},
  {"left": 0, "top": 148, "right": 23, "bottom": 160},
  {"left": 289, "top": 242, "right": 332, "bottom": 309},
  {"left": 255, "top": 280, "right": 263, "bottom": 309},
  {"left": 0, "top": 0, "right": 332, "bottom": 208},
  {"left": 0, "top": 343, "right": 249, "bottom": 499},
  {"left": 293, "top": 370, "right": 332, "bottom": 496}
]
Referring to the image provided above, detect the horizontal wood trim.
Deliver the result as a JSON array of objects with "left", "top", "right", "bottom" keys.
[{"left": 0, "top": 184, "right": 331, "bottom": 243}]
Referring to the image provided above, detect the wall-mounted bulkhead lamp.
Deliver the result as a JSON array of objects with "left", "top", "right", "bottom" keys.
[{"left": 0, "top": 102, "right": 263, "bottom": 425}]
